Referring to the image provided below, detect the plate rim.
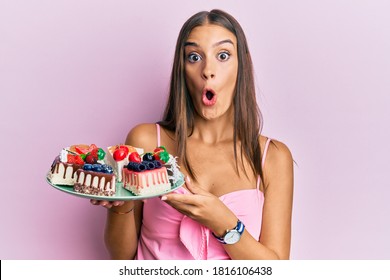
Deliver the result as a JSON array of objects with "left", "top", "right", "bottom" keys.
[{"left": 46, "top": 172, "right": 185, "bottom": 201}]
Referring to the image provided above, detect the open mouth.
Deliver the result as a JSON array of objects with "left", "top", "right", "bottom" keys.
[
  {"left": 202, "top": 89, "right": 217, "bottom": 106},
  {"left": 206, "top": 91, "right": 214, "bottom": 100}
]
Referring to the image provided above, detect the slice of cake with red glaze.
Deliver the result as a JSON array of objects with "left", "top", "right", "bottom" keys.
[
  {"left": 122, "top": 147, "right": 173, "bottom": 196},
  {"left": 74, "top": 164, "right": 116, "bottom": 196},
  {"left": 106, "top": 144, "right": 144, "bottom": 182}
]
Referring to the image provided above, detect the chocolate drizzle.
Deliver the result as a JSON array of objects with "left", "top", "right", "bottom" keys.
[
  {"left": 50, "top": 157, "right": 83, "bottom": 179},
  {"left": 73, "top": 169, "right": 116, "bottom": 196}
]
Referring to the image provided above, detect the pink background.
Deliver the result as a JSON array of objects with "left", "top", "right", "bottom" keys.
[{"left": 1, "top": 0, "right": 389, "bottom": 259}]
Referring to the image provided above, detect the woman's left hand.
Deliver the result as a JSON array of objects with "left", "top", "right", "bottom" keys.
[{"left": 161, "top": 176, "right": 238, "bottom": 235}]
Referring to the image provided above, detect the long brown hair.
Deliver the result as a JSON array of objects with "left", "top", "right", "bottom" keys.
[{"left": 158, "top": 9, "right": 263, "bottom": 181}]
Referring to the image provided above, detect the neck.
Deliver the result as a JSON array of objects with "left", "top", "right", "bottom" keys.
[{"left": 191, "top": 111, "right": 234, "bottom": 144}]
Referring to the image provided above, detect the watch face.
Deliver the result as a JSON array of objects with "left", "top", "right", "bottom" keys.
[{"left": 224, "top": 230, "right": 241, "bottom": 244}]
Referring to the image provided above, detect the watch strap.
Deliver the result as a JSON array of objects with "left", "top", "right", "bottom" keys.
[{"left": 212, "top": 220, "right": 245, "bottom": 244}]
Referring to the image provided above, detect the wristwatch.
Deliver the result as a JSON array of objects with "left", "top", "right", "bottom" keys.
[{"left": 212, "top": 220, "right": 245, "bottom": 245}]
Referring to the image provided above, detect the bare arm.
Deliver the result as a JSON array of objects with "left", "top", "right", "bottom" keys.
[
  {"left": 225, "top": 140, "right": 294, "bottom": 259},
  {"left": 162, "top": 139, "right": 294, "bottom": 259},
  {"left": 103, "top": 200, "right": 142, "bottom": 259},
  {"left": 103, "top": 123, "right": 158, "bottom": 259}
]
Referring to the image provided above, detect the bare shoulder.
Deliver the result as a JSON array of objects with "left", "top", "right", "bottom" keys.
[
  {"left": 125, "top": 123, "right": 158, "bottom": 151},
  {"left": 267, "top": 139, "right": 293, "bottom": 167},
  {"left": 257, "top": 137, "right": 294, "bottom": 259},
  {"left": 259, "top": 136, "right": 294, "bottom": 190}
]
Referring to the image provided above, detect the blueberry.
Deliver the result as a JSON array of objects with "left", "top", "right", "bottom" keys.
[
  {"left": 126, "top": 162, "right": 136, "bottom": 170},
  {"left": 135, "top": 163, "right": 147, "bottom": 172},
  {"left": 83, "top": 164, "right": 93, "bottom": 171},
  {"left": 105, "top": 166, "right": 113, "bottom": 174},
  {"left": 142, "top": 153, "right": 155, "bottom": 162},
  {"left": 93, "top": 164, "right": 103, "bottom": 173},
  {"left": 101, "top": 164, "right": 113, "bottom": 174},
  {"left": 153, "top": 160, "right": 162, "bottom": 169},
  {"left": 146, "top": 162, "right": 155, "bottom": 170}
]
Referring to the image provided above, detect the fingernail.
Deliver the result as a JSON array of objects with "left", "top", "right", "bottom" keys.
[{"left": 161, "top": 196, "right": 167, "bottom": 201}]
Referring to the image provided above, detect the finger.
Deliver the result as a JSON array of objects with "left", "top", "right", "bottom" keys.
[
  {"left": 161, "top": 192, "right": 197, "bottom": 205},
  {"left": 90, "top": 199, "right": 121, "bottom": 209},
  {"left": 162, "top": 198, "right": 197, "bottom": 216},
  {"left": 112, "top": 201, "right": 124, "bottom": 207},
  {"left": 90, "top": 199, "right": 98, "bottom": 205},
  {"left": 90, "top": 199, "right": 109, "bottom": 206}
]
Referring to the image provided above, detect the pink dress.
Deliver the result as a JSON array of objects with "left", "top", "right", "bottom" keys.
[{"left": 135, "top": 124, "right": 272, "bottom": 260}]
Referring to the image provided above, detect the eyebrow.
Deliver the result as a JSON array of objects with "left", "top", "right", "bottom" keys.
[{"left": 184, "top": 39, "right": 234, "bottom": 47}]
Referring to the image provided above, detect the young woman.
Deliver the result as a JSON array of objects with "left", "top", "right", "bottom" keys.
[{"left": 92, "top": 9, "right": 294, "bottom": 260}]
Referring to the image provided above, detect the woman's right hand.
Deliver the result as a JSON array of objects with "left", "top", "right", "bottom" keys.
[{"left": 90, "top": 199, "right": 128, "bottom": 209}]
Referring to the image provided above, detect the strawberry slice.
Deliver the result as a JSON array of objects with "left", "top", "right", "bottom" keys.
[
  {"left": 154, "top": 150, "right": 169, "bottom": 163},
  {"left": 75, "top": 146, "right": 89, "bottom": 155},
  {"left": 90, "top": 148, "right": 99, "bottom": 158},
  {"left": 74, "top": 155, "right": 84, "bottom": 165},
  {"left": 67, "top": 154, "right": 84, "bottom": 165},
  {"left": 89, "top": 144, "right": 98, "bottom": 152},
  {"left": 153, "top": 146, "right": 166, "bottom": 153}
]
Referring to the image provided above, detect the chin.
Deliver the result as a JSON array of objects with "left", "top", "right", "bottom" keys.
[{"left": 200, "top": 108, "right": 221, "bottom": 120}]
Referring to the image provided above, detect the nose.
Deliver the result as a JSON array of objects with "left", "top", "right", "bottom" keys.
[{"left": 202, "top": 59, "right": 215, "bottom": 80}]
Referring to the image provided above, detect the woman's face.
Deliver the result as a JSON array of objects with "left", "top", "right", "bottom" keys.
[{"left": 184, "top": 24, "right": 238, "bottom": 121}]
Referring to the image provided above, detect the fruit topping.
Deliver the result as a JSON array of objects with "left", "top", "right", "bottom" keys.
[
  {"left": 71, "top": 144, "right": 98, "bottom": 155},
  {"left": 97, "top": 148, "right": 106, "bottom": 160},
  {"left": 136, "top": 163, "right": 147, "bottom": 172},
  {"left": 83, "top": 164, "right": 93, "bottom": 171},
  {"left": 145, "top": 161, "right": 155, "bottom": 170},
  {"left": 154, "top": 150, "right": 169, "bottom": 163},
  {"left": 67, "top": 154, "right": 84, "bottom": 165},
  {"left": 129, "top": 152, "right": 142, "bottom": 163},
  {"left": 72, "top": 144, "right": 89, "bottom": 155},
  {"left": 113, "top": 148, "right": 127, "bottom": 161},
  {"left": 89, "top": 144, "right": 98, "bottom": 150},
  {"left": 153, "top": 146, "right": 166, "bottom": 153},
  {"left": 126, "top": 162, "right": 137, "bottom": 170},
  {"left": 83, "top": 164, "right": 113, "bottom": 174},
  {"left": 126, "top": 162, "right": 147, "bottom": 172},
  {"left": 93, "top": 164, "right": 103, "bottom": 172},
  {"left": 142, "top": 153, "right": 155, "bottom": 162},
  {"left": 112, "top": 145, "right": 132, "bottom": 161},
  {"left": 89, "top": 148, "right": 99, "bottom": 158},
  {"left": 124, "top": 147, "right": 169, "bottom": 172},
  {"left": 117, "top": 145, "right": 129, "bottom": 154},
  {"left": 85, "top": 154, "right": 98, "bottom": 164},
  {"left": 101, "top": 164, "right": 114, "bottom": 174},
  {"left": 126, "top": 160, "right": 163, "bottom": 172},
  {"left": 82, "top": 147, "right": 101, "bottom": 164},
  {"left": 153, "top": 160, "right": 162, "bottom": 168}
]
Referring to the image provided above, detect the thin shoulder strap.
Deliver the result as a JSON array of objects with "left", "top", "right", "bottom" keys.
[
  {"left": 156, "top": 123, "right": 161, "bottom": 147},
  {"left": 262, "top": 138, "right": 272, "bottom": 168},
  {"left": 257, "top": 137, "right": 272, "bottom": 190}
]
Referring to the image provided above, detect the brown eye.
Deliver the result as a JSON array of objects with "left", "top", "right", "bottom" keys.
[
  {"left": 188, "top": 53, "right": 202, "bottom": 63},
  {"left": 218, "top": 52, "right": 230, "bottom": 61}
]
